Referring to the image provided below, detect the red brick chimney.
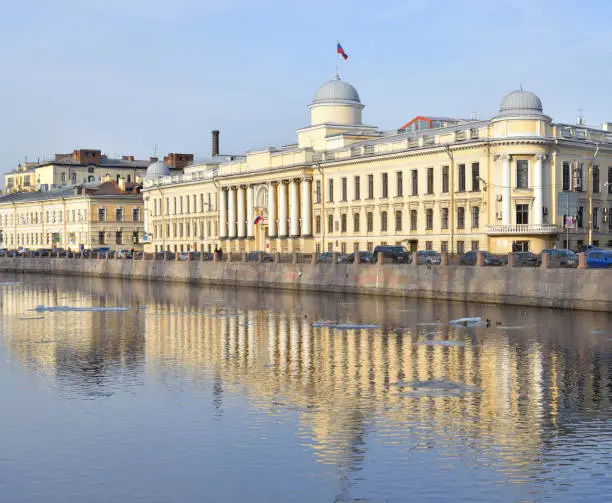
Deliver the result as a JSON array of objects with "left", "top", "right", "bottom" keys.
[
  {"left": 212, "top": 130, "right": 220, "bottom": 157},
  {"left": 163, "top": 153, "right": 194, "bottom": 168}
]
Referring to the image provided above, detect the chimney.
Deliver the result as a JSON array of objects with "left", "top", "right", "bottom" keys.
[
  {"left": 212, "top": 130, "right": 220, "bottom": 157},
  {"left": 149, "top": 156, "right": 158, "bottom": 162},
  {"left": 118, "top": 177, "right": 126, "bottom": 192}
]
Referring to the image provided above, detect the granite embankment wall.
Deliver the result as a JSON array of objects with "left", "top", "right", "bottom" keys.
[{"left": 0, "top": 257, "right": 610, "bottom": 312}]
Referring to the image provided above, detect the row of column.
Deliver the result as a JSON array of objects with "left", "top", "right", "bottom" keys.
[
  {"left": 500, "top": 153, "right": 546, "bottom": 225},
  {"left": 219, "top": 178, "right": 312, "bottom": 239}
]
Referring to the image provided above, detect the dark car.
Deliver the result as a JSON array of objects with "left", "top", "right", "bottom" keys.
[
  {"left": 586, "top": 250, "right": 612, "bottom": 268},
  {"left": 416, "top": 250, "right": 441, "bottom": 265},
  {"left": 154, "top": 251, "right": 176, "bottom": 260},
  {"left": 513, "top": 251, "right": 538, "bottom": 267},
  {"left": 247, "top": 251, "right": 274, "bottom": 262},
  {"left": 460, "top": 250, "right": 502, "bottom": 266},
  {"left": 340, "top": 251, "right": 374, "bottom": 264},
  {"left": 373, "top": 245, "right": 412, "bottom": 264},
  {"left": 538, "top": 249, "right": 578, "bottom": 268}
]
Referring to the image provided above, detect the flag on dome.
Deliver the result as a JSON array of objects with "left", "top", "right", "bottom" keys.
[
  {"left": 254, "top": 215, "right": 263, "bottom": 225},
  {"left": 337, "top": 42, "right": 348, "bottom": 60}
]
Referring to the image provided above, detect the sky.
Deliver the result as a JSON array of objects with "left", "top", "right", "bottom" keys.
[{"left": 1, "top": 0, "right": 612, "bottom": 178}]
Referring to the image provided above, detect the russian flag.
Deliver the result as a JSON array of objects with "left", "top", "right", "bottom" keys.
[
  {"left": 337, "top": 43, "right": 348, "bottom": 60},
  {"left": 254, "top": 215, "right": 263, "bottom": 225}
]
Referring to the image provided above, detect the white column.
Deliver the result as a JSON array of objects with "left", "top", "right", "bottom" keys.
[
  {"left": 301, "top": 178, "right": 312, "bottom": 236},
  {"left": 278, "top": 181, "right": 288, "bottom": 237},
  {"left": 228, "top": 187, "right": 237, "bottom": 238},
  {"left": 237, "top": 185, "right": 246, "bottom": 238},
  {"left": 219, "top": 189, "right": 228, "bottom": 238},
  {"left": 268, "top": 182, "right": 277, "bottom": 237},
  {"left": 502, "top": 154, "right": 511, "bottom": 225},
  {"left": 290, "top": 179, "right": 300, "bottom": 237},
  {"left": 246, "top": 185, "right": 254, "bottom": 238},
  {"left": 534, "top": 153, "right": 545, "bottom": 225},
  {"left": 143, "top": 198, "right": 149, "bottom": 236}
]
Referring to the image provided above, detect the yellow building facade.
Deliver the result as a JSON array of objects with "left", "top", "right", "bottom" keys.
[
  {"left": 143, "top": 78, "right": 612, "bottom": 254},
  {"left": 0, "top": 180, "right": 144, "bottom": 251}
]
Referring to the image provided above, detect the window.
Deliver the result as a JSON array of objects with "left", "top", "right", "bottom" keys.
[
  {"left": 457, "top": 241, "right": 465, "bottom": 254},
  {"left": 341, "top": 177, "right": 348, "bottom": 201},
  {"left": 516, "top": 204, "right": 529, "bottom": 224},
  {"left": 354, "top": 176, "right": 361, "bottom": 200},
  {"left": 115, "top": 231, "right": 122, "bottom": 245},
  {"left": 396, "top": 172, "right": 403, "bottom": 197},
  {"left": 609, "top": 207, "right": 612, "bottom": 231},
  {"left": 341, "top": 213, "right": 347, "bottom": 232},
  {"left": 132, "top": 208, "right": 140, "bottom": 221},
  {"left": 328, "top": 179, "right": 334, "bottom": 202},
  {"left": 471, "top": 240, "right": 479, "bottom": 251},
  {"left": 441, "top": 208, "right": 449, "bottom": 229},
  {"left": 395, "top": 210, "right": 402, "bottom": 232},
  {"left": 471, "top": 206, "right": 479, "bottom": 229},
  {"left": 608, "top": 168, "right": 612, "bottom": 194},
  {"left": 61, "top": 172, "right": 66, "bottom": 183},
  {"left": 593, "top": 166, "right": 600, "bottom": 193},
  {"left": 441, "top": 241, "right": 448, "bottom": 253},
  {"left": 315, "top": 180, "right": 321, "bottom": 203},
  {"left": 593, "top": 207, "right": 599, "bottom": 229},
  {"left": 458, "top": 164, "right": 466, "bottom": 192},
  {"left": 381, "top": 173, "right": 388, "bottom": 198},
  {"left": 341, "top": 242, "right": 347, "bottom": 254},
  {"left": 353, "top": 213, "right": 360, "bottom": 232},
  {"left": 575, "top": 164, "right": 584, "bottom": 191},
  {"left": 563, "top": 162, "right": 571, "bottom": 191},
  {"left": 411, "top": 169, "right": 418, "bottom": 195},
  {"left": 425, "top": 241, "right": 433, "bottom": 251},
  {"left": 173, "top": 197, "right": 177, "bottom": 214},
  {"left": 115, "top": 208, "right": 124, "bottom": 222},
  {"left": 410, "top": 209, "right": 417, "bottom": 230},
  {"left": 315, "top": 215, "right": 321, "bottom": 234},
  {"left": 98, "top": 208, "right": 106, "bottom": 222},
  {"left": 367, "top": 241, "right": 374, "bottom": 252},
  {"left": 457, "top": 207, "right": 465, "bottom": 229},
  {"left": 381, "top": 211, "right": 388, "bottom": 231},
  {"left": 471, "top": 163, "right": 480, "bottom": 191},
  {"left": 426, "top": 208, "right": 433, "bottom": 230},
  {"left": 368, "top": 175, "right": 374, "bottom": 199},
  {"left": 577, "top": 206, "right": 583, "bottom": 228},
  {"left": 328, "top": 214, "right": 333, "bottom": 233},
  {"left": 367, "top": 212, "right": 373, "bottom": 232},
  {"left": 516, "top": 160, "right": 528, "bottom": 189},
  {"left": 98, "top": 231, "right": 105, "bottom": 245},
  {"left": 426, "top": 168, "right": 434, "bottom": 194}
]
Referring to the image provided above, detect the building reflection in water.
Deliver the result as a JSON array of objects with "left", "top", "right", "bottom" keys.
[{"left": 1, "top": 275, "right": 611, "bottom": 487}]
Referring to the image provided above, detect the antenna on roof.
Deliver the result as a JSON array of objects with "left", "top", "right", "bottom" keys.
[
  {"left": 153, "top": 143, "right": 159, "bottom": 156},
  {"left": 520, "top": 83, "right": 523, "bottom": 91},
  {"left": 469, "top": 110, "right": 479, "bottom": 121},
  {"left": 576, "top": 108, "right": 586, "bottom": 126}
]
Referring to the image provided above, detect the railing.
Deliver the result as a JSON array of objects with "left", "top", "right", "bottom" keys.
[{"left": 485, "top": 224, "right": 562, "bottom": 235}]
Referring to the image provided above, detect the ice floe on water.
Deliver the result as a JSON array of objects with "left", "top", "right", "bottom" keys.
[
  {"left": 589, "top": 330, "right": 607, "bottom": 335},
  {"left": 449, "top": 317, "right": 483, "bottom": 327},
  {"left": 0, "top": 282, "right": 23, "bottom": 286},
  {"left": 392, "top": 378, "right": 482, "bottom": 396},
  {"left": 416, "top": 340, "right": 465, "bottom": 347},
  {"left": 311, "top": 322, "right": 380, "bottom": 330},
  {"left": 31, "top": 305, "right": 130, "bottom": 312}
]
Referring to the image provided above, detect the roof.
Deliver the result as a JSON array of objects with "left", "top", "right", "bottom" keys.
[
  {"left": 0, "top": 181, "right": 141, "bottom": 204},
  {"left": 312, "top": 77, "right": 361, "bottom": 105}
]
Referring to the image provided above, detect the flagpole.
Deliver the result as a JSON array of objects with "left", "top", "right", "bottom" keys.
[{"left": 336, "top": 40, "right": 339, "bottom": 79}]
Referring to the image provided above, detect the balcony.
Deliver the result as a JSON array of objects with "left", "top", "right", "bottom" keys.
[{"left": 485, "top": 224, "right": 562, "bottom": 235}]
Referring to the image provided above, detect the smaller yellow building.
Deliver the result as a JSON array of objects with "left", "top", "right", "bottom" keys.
[{"left": 0, "top": 180, "right": 144, "bottom": 251}]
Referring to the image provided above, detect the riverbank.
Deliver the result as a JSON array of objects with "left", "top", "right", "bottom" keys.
[{"left": 0, "top": 256, "right": 610, "bottom": 312}]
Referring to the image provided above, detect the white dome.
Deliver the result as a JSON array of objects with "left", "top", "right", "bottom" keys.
[
  {"left": 312, "top": 77, "right": 361, "bottom": 104},
  {"left": 145, "top": 160, "right": 171, "bottom": 179},
  {"left": 498, "top": 89, "right": 544, "bottom": 117}
]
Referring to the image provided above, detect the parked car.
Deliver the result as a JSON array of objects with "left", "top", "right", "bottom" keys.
[
  {"left": 460, "top": 250, "right": 503, "bottom": 266},
  {"left": 116, "top": 249, "right": 133, "bottom": 259},
  {"left": 92, "top": 246, "right": 112, "bottom": 258},
  {"left": 317, "top": 252, "right": 336, "bottom": 263},
  {"left": 416, "top": 250, "right": 441, "bottom": 265},
  {"left": 586, "top": 250, "right": 612, "bottom": 268},
  {"left": 0, "top": 248, "right": 7, "bottom": 257},
  {"left": 247, "top": 251, "right": 274, "bottom": 262},
  {"left": 154, "top": 251, "right": 176, "bottom": 260},
  {"left": 372, "top": 245, "right": 412, "bottom": 264},
  {"left": 339, "top": 251, "right": 374, "bottom": 264},
  {"left": 513, "top": 251, "right": 538, "bottom": 267},
  {"left": 538, "top": 249, "right": 579, "bottom": 268}
]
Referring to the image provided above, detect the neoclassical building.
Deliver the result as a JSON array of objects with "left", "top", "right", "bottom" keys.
[{"left": 143, "top": 76, "right": 612, "bottom": 254}]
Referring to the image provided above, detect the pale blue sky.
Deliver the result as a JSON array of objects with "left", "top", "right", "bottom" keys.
[{"left": 1, "top": 0, "right": 611, "bottom": 175}]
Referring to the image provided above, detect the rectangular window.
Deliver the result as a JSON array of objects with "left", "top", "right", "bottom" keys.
[
  {"left": 115, "top": 208, "right": 124, "bottom": 222},
  {"left": 353, "top": 213, "right": 360, "bottom": 232},
  {"left": 575, "top": 164, "right": 584, "bottom": 191},
  {"left": 132, "top": 208, "right": 140, "bottom": 221},
  {"left": 341, "top": 177, "right": 348, "bottom": 201},
  {"left": 593, "top": 166, "right": 600, "bottom": 193},
  {"left": 354, "top": 176, "right": 360, "bottom": 200},
  {"left": 471, "top": 240, "right": 479, "bottom": 251},
  {"left": 427, "top": 167, "right": 434, "bottom": 194},
  {"left": 341, "top": 213, "right": 347, "bottom": 232},
  {"left": 411, "top": 169, "right": 418, "bottom": 195},
  {"left": 328, "top": 214, "right": 333, "bottom": 233},
  {"left": 609, "top": 206, "right": 612, "bottom": 231},
  {"left": 593, "top": 207, "right": 599, "bottom": 229},
  {"left": 315, "top": 215, "right": 321, "bottom": 234},
  {"left": 98, "top": 231, "right": 105, "bottom": 245},
  {"left": 426, "top": 208, "right": 433, "bottom": 230},
  {"left": 368, "top": 175, "right": 374, "bottom": 199},
  {"left": 471, "top": 163, "right": 480, "bottom": 191},
  {"left": 443, "top": 166, "right": 450, "bottom": 192},
  {"left": 381, "top": 211, "right": 388, "bottom": 231},
  {"left": 608, "top": 167, "right": 612, "bottom": 194},
  {"left": 457, "top": 240, "right": 465, "bottom": 254},
  {"left": 516, "top": 160, "right": 529, "bottom": 189},
  {"left": 367, "top": 212, "right": 373, "bottom": 232},
  {"left": 396, "top": 172, "right": 403, "bottom": 197},
  {"left": 341, "top": 242, "right": 347, "bottom": 254},
  {"left": 563, "top": 162, "right": 571, "bottom": 191},
  {"left": 516, "top": 204, "right": 529, "bottom": 224},
  {"left": 441, "top": 208, "right": 449, "bottom": 229},
  {"left": 367, "top": 241, "right": 374, "bottom": 252},
  {"left": 115, "top": 231, "right": 122, "bottom": 245},
  {"left": 457, "top": 207, "right": 465, "bottom": 229},
  {"left": 98, "top": 208, "right": 106, "bottom": 222},
  {"left": 381, "top": 173, "right": 388, "bottom": 198},
  {"left": 410, "top": 209, "right": 417, "bottom": 230},
  {"left": 328, "top": 179, "right": 334, "bottom": 202},
  {"left": 471, "top": 206, "right": 479, "bottom": 228},
  {"left": 458, "top": 164, "right": 466, "bottom": 192},
  {"left": 425, "top": 241, "right": 433, "bottom": 251},
  {"left": 315, "top": 180, "right": 321, "bottom": 203},
  {"left": 395, "top": 210, "right": 402, "bottom": 232},
  {"left": 441, "top": 241, "right": 448, "bottom": 253}
]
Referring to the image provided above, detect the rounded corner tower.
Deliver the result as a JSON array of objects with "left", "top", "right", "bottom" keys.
[{"left": 309, "top": 75, "right": 364, "bottom": 126}]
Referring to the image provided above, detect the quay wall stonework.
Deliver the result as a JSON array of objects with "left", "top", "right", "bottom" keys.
[{"left": 0, "top": 257, "right": 610, "bottom": 312}]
